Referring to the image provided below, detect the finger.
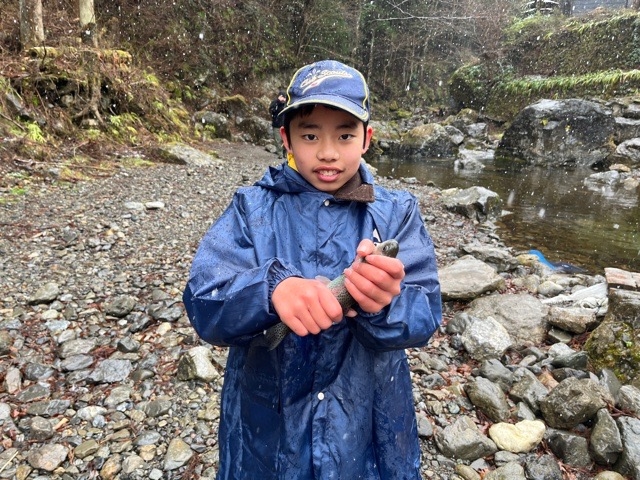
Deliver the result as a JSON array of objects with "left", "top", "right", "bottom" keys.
[
  {"left": 298, "top": 307, "right": 323, "bottom": 335},
  {"left": 283, "top": 316, "right": 310, "bottom": 337},
  {"left": 355, "top": 239, "right": 375, "bottom": 259},
  {"left": 349, "top": 261, "right": 400, "bottom": 297},
  {"left": 358, "top": 255, "right": 405, "bottom": 281},
  {"left": 344, "top": 277, "right": 387, "bottom": 313},
  {"left": 343, "top": 270, "right": 388, "bottom": 309},
  {"left": 306, "top": 301, "right": 336, "bottom": 331}
]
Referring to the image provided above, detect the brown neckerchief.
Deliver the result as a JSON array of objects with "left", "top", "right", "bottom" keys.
[{"left": 333, "top": 169, "right": 375, "bottom": 203}]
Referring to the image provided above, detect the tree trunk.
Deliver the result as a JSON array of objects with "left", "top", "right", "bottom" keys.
[
  {"left": 19, "top": 0, "right": 45, "bottom": 50},
  {"left": 79, "top": 0, "right": 98, "bottom": 47}
]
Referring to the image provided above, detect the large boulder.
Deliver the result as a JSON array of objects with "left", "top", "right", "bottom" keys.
[
  {"left": 388, "top": 123, "right": 459, "bottom": 158},
  {"left": 496, "top": 99, "right": 616, "bottom": 168}
]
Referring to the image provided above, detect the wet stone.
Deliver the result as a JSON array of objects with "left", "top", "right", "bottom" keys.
[
  {"left": 15, "top": 383, "right": 51, "bottom": 403},
  {"left": 140, "top": 397, "right": 172, "bottom": 418},
  {"left": 74, "top": 439, "right": 100, "bottom": 459},
  {"left": 103, "top": 295, "right": 137, "bottom": 318},
  {"left": 26, "top": 443, "right": 68, "bottom": 471},
  {"left": 60, "top": 354, "right": 94, "bottom": 371},
  {"left": 90, "top": 359, "right": 133, "bottom": 383},
  {"left": 23, "top": 362, "right": 56, "bottom": 381},
  {"left": 58, "top": 338, "right": 96, "bottom": 358},
  {"left": 28, "top": 282, "right": 60, "bottom": 304},
  {"left": 26, "top": 399, "right": 71, "bottom": 417}
]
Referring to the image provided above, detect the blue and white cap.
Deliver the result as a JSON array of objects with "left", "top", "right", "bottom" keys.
[{"left": 280, "top": 60, "right": 370, "bottom": 122}]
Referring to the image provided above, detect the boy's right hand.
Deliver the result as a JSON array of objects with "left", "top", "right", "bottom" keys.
[{"left": 272, "top": 277, "right": 344, "bottom": 337}]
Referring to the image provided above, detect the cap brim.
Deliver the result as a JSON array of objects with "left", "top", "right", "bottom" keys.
[{"left": 279, "top": 95, "right": 369, "bottom": 122}]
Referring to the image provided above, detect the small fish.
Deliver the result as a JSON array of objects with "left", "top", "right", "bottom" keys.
[{"left": 253, "top": 239, "right": 400, "bottom": 351}]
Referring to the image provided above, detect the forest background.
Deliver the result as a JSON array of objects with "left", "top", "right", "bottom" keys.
[
  {"left": 2, "top": 0, "right": 640, "bottom": 183},
  {"left": 2, "top": 0, "right": 518, "bottom": 106}
]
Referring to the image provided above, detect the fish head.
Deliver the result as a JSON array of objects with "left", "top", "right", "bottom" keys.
[{"left": 376, "top": 239, "right": 399, "bottom": 258}]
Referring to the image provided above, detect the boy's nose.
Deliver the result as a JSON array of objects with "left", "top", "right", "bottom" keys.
[{"left": 317, "top": 140, "right": 339, "bottom": 161}]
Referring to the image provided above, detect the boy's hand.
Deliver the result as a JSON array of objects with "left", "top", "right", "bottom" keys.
[
  {"left": 272, "top": 277, "right": 344, "bottom": 336},
  {"left": 343, "top": 239, "right": 405, "bottom": 314}
]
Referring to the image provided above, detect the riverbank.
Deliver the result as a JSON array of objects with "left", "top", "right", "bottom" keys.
[{"left": 0, "top": 141, "right": 637, "bottom": 480}]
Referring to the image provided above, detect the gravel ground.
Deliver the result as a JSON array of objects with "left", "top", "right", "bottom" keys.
[{"left": 0, "top": 142, "right": 492, "bottom": 479}]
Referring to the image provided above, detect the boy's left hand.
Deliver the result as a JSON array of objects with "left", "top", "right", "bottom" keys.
[{"left": 343, "top": 239, "right": 405, "bottom": 315}]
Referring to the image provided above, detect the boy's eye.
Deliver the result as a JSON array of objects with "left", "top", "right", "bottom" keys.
[
  {"left": 302, "top": 134, "right": 317, "bottom": 141},
  {"left": 340, "top": 134, "right": 355, "bottom": 140}
]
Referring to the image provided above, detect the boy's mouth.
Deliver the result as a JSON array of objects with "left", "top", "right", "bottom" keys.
[{"left": 315, "top": 168, "right": 341, "bottom": 180}]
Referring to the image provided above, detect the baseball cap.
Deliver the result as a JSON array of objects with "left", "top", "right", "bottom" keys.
[{"left": 279, "top": 60, "right": 370, "bottom": 122}]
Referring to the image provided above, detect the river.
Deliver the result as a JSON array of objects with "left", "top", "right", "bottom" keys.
[{"left": 369, "top": 155, "right": 640, "bottom": 275}]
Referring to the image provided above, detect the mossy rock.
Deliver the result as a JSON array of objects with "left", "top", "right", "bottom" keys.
[
  {"left": 448, "top": 64, "right": 494, "bottom": 112},
  {"left": 218, "top": 94, "right": 249, "bottom": 117},
  {"left": 584, "top": 289, "right": 640, "bottom": 388}
]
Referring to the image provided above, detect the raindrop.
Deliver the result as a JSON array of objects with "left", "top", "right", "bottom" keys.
[{"left": 537, "top": 208, "right": 546, "bottom": 218}]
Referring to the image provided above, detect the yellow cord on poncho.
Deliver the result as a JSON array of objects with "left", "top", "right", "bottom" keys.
[{"left": 287, "top": 152, "right": 297, "bottom": 171}]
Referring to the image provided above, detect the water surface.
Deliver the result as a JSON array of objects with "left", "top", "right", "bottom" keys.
[{"left": 370, "top": 155, "right": 640, "bottom": 274}]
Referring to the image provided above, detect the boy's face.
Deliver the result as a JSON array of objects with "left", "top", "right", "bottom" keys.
[{"left": 281, "top": 105, "right": 373, "bottom": 194}]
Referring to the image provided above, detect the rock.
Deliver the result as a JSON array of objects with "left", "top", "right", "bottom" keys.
[
  {"left": 465, "top": 376, "right": 512, "bottom": 422},
  {"left": 466, "top": 293, "right": 548, "bottom": 347},
  {"left": 547, "top": 306, "right": 598, "bottom": 334},
  {"left": 438, "top": 256, "right": 506, "bottom": 300},
  {"left": 496, "top": 99, "right": 616, "bottom": 168},
  {"left": 177, "top": 346, "right": 220, "bottom": 382},
  {"left": 460, "top": 245, "right": 520, "bottom": 272},
  {"left": 163, "top": 437, "right": 194, "bottom": 471},
  {"left": 509, "top": 373, "right": 549, "bottom": 414},
  {"left": 488, "top": 420, "right": 545, "bottom": 453},
  {"left": 594, "top": 472, "right": 627, "bottom": 480},
  {"left": 396, "top": 123, "right": 459, "bottom": 158},
  {"left": 74, "top": 439, "right": 100, "bottom": 459},
  {"left": 615, "top": 138, "right": 640, "bottom": 164},
  {"left": 156, "top": 143, "right": 221, "bottom": 167},
  {"left": 483, "top": 462, "right": 526, "bottom": 480},
  {"left": 460, "top": 316, "right": 513, "bottom": 361},
  {"left": 100, "top": 453, "right": 122, "bottom": 479},
  {"left": 434, "top": 416, "right": 498, "bottom": 461},
  {"left": 614, "top": 416, "right": 640, "bottom": 478},
  {"left": 193, "top": 111, "right": 231, "bottom": 139},
  {"left": 28, "top": 282, "right": 60, "bottom": 304},
  {"left": 0, "top": 330, "right": 14, "bottom": 355},
  {"left": 103, "top": 294, "right": 137, "bottom": 317},
  {"left": 585, "top": 287, "right": 640, "bottom": 386},
  {"left": 90, "top": 359, "right": 133, "bottom": 383},
  {"left": 524, "top": 453, "right": 564, "bottom": 479},
  {"left": 441, "top": 186, "right": 503, "bottom": 222},
  {"left": 545, "top": 429, "right": 592, "bottom": 467},
  {"left": 617, "top": 384, "right": 640, "bottom": 415},
  {"left": 539, "top": 377, "right": 608, "bottom": 429},
  {"left": 26, "top": 444, "right": 68, "bottom": 471},
  {"left": 590, "top": 408, "right": 623, "bottom": 466}
]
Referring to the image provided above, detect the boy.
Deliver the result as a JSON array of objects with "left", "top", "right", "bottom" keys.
[{"left": 183, "top": 60, "right": 442, "bottom": 479}]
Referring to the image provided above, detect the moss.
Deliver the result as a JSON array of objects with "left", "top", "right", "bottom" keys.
[
  {"left": 485, "top": 69, "right": 640, "bottom": 120},
  {"left": 457, "top": 11, "right": 640, "bottom": 121}
]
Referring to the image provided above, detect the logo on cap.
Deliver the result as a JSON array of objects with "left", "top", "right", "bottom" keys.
[{"left": 300, "top": 69, "right": 353, "bottom": 94}]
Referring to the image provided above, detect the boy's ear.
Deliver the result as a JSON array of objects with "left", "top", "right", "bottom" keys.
[
  {"left": 280, "top": 126, "right": 291, "bottom": 151},
  {"left": 362, "top": 125, "right": 374, "bottom": 153}
]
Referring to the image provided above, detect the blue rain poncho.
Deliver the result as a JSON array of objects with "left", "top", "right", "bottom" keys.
[{"left": 183, "top": 162, "right": 442, "bottom": 479}]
